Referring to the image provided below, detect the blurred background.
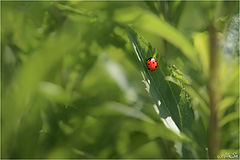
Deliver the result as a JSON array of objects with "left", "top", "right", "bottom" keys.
[{"left": 1, "top": 1, "right": 239, "bottom": 159}]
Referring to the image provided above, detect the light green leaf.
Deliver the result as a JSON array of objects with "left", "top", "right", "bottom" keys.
[
  {"left": 220, "top": 112, "right": 239, "bottom": 127},
  {"left": 193, "top": 32, "right": 209, "bottom": 78},
  {"left": 107, "top": 102, "right": 154, "bottom": 124},
  {"left": 219, "top": 97, "right": 237, "bottom": 117},
  {"left": 56, "top": 3, "right": 95, "bottom": 18},
  {"left": 38, "top": 81, "right": 72, "bottom": 104}
]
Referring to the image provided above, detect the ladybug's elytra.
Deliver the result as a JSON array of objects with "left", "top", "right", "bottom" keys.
[{"left": 146, "top": 57, "right": 157, "bottom": 71}]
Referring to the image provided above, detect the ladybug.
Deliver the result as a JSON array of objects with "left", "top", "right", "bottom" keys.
[{"left": 146, "top": 57, "right": 157, "bottom": 71}]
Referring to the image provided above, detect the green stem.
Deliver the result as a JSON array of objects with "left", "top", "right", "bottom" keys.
[{"left": 208, "top": 23, "right": 220, "bottom": 158}]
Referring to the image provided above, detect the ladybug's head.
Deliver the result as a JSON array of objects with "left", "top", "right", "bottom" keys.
[{"left": 147, "top": 57, "right": 153, "bottom": 61}]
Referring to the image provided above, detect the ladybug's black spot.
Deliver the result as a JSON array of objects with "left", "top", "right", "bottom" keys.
[{"left": 155, "top": 65, "right": 157, "bottom": 68}]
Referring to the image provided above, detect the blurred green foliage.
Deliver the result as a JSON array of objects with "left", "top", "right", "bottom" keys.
[{"left": 1, "top": 1, "right": 239, "bottom": 159}]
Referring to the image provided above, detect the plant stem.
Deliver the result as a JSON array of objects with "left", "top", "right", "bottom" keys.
[{"left": 208, "top": 23, "right": 220, "bottom": 158}]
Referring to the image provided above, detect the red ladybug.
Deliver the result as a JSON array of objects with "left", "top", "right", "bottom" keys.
[{"left": 146, "top": 57, "right": 157, "bottom": 71}]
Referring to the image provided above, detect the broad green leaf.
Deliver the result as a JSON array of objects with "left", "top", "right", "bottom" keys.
[
  {"left": 127, "top": 28, "right": 194, "bottom": 136},
  {"left": 127, "top": 28, "right": 196, "bottom": 158}
]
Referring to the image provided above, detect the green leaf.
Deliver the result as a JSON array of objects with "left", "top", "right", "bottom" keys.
[
  {"left": 107, "top": 102, "right": 154, "bottom": 124},
  {"left": 127, "top": 28, "right": 196, "bottom": 157},
  {"left": 193, "top": 32, "right": 209, "bottom": 78},
  {"left": 56, "top": 3, "right": 95, "bottom": 18},
  {"left": 127, "top": 28, "right": 194, "bottom": 135},
  {"left": 220, "top": 112, "right": 239, "bottom": 127},
  {"left": 219, "top": 97, "right": 237, "bottom": 117},
  {"left": 38, "top": 81, "right": 74, "bottom": 104}
]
